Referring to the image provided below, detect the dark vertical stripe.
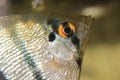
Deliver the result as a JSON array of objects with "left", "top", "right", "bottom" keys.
[
  {"left": 0, "top": 71, "right": 7, "bottom": 80},
  {"left": 71, "top": 36, "right": 80, "bottom": 49},
  {"left": 9, "top": 29, "right": 44, "bottom": 80}
]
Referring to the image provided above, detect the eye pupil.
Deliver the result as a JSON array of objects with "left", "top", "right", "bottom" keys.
[{"left": 64, "top": 27, "right": 71, "bottom": 34}]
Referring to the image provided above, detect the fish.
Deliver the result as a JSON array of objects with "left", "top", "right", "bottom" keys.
[{"left": 0, "top": 14, "right": 94, "bottom": 80}]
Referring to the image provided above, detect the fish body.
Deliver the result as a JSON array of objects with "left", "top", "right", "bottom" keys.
[{"left": 0, "top": 14, "right": 94, "bottom": 80}]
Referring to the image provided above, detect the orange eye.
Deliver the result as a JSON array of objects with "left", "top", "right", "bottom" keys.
[{"left": 58, "top": 22, "right": 75, "bottom": 38}]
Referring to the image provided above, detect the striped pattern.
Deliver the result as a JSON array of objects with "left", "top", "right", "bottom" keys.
[{"left": 0, "top": 15, "right": 47, "bottom": 80}]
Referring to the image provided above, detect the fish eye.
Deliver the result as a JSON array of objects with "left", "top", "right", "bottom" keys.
[{"left": 58, "top": 22, "right": 75, "bottom": 38}]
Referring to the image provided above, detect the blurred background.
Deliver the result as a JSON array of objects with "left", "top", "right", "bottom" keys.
[{"left": 0, "top": 0, "right": 120, "bottom": 80}]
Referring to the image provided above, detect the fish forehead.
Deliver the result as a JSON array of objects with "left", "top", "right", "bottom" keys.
[
  {"left": 0, "top": 14, "right": 93, "bottom": 31},
  {"left": 0, "top": 14, "right": 81, "bottom": 26},
  {"left": 0, "top": 14, "right": 46, "bottom": 27}
]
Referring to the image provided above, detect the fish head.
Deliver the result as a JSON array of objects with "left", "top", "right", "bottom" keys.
[{"left": 46, "top": 15, "right": 94, "bottom": 66}]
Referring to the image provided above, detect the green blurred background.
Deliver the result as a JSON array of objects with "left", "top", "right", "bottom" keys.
[{"left": 0, "top": 0, "right": 120, "bottom": 80}]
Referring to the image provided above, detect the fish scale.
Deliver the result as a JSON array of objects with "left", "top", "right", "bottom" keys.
[
  {"left": 0, "top": 15, "right": 46, "bottom": 80},
  {"left": 0, "top": 14, "right": 94, "bottom": 80}
]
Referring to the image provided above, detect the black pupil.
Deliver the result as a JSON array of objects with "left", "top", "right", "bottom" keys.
[{"left": 64, "top": 27, "right": 71, "bottom": 34}]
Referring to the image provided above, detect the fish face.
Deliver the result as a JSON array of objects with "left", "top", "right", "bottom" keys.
[
  {"left": 40, "top": 15, "right": 94, "bottom": 80},
  {"left": 46, "top": 15, "right": 94, "bottom": 62},
  {"left": 47, "top": 21, "right": 79, "bottom": 61},
  {"left": 0, "top": 14, "right": 94, "bottom": 80}
]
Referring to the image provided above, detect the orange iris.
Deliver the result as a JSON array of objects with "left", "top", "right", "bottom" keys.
[{"left": 58, "top": 22, "right": 75, "bottom": 38}]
